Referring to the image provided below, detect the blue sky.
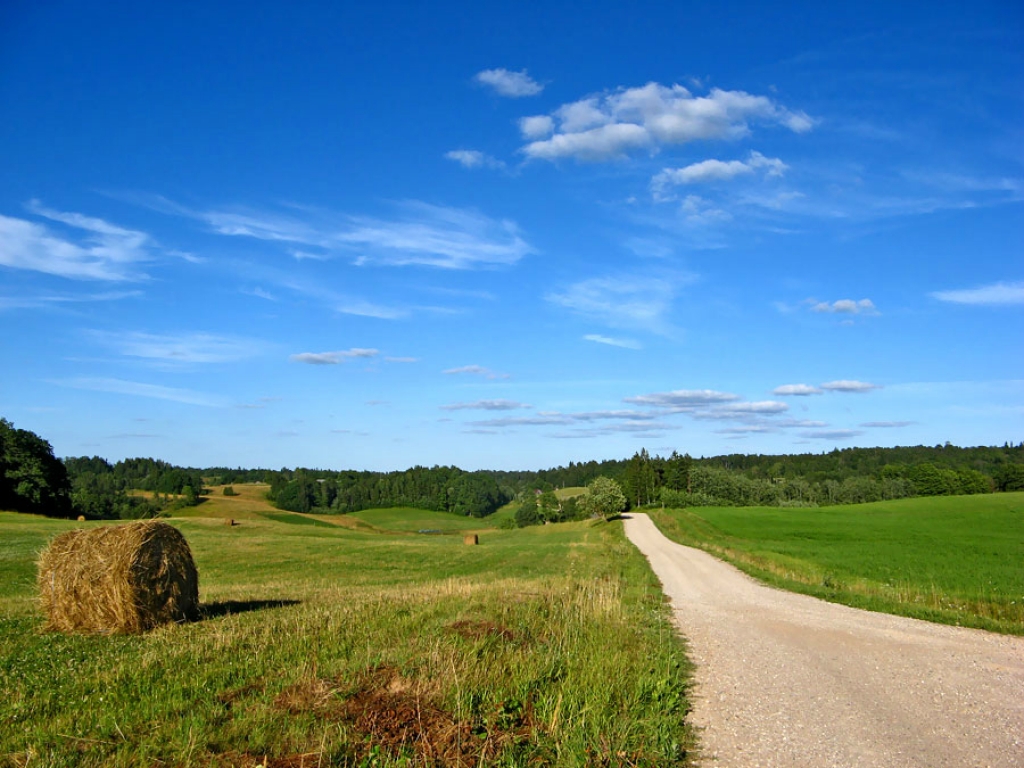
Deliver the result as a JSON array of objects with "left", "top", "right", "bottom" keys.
[{"left": 1, "top": 1, "right": 1021, "bottom": 471}]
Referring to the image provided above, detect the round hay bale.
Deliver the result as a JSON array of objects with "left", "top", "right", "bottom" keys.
[
  {"left": 37, "top": 520, "right": 199, "bottom": 634},
  {"left": 463, "top": 534, "right": 478, "bottom": 546},
  {"left": 76, "top": 515, "right": 85, "bottom": 522}
]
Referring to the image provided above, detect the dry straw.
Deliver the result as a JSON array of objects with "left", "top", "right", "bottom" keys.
[{"left": 37, "top": 520, "right": 200, "bottom": 634}]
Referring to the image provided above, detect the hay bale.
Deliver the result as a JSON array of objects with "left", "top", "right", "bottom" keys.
[
  {"left": 37, "top": 520, "right": 199, "bottom": 634},
  {"left": 463, "top": 534, "right": 478, "bottom": 546},
  {"left": 76, "top": 515, "right": 85, "bottom": 522}
]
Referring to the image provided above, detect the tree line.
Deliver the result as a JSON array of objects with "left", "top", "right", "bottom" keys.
[{"left": 1, "top": 417, "right": 1022, "bottom": 520}]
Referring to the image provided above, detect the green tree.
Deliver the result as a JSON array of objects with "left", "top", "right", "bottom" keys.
[
  {"left": 577, "top": 476, "right": 627, "bottom": 520},
  {"left": 0, "top": 418, "right": 72, "bottom": 516}
]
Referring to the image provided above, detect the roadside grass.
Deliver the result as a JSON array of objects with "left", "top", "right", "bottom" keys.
[
  {"left": 0, "top": 511, "right": 694, "bottom": 766},
  {"left": 650, "top": 492, "right": 1024, "bottom": 635}
]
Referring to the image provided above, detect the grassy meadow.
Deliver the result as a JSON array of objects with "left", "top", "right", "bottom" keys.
[
  {"left": 650, "top": 492, "right": 1024, "bottom": 635},
  {"left": 0, "top": 502, "right": 694, "bottom": 767}
]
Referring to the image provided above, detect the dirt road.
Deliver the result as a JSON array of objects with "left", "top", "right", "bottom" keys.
[{"left": 623, "top": 513, "right": 1024, "bottom": 767}]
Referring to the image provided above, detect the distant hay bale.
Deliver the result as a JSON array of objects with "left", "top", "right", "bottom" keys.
[
  {"left": 37, "top": 521, "right": 199, "bottom": 634},
  {"left": 463, "top": 534, "right": 478, "bottom": 546},
  {"left": 76, "top": 515, "right": 85, "bottom": 522}
]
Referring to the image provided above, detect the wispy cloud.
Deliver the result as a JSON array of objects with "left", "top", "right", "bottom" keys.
[
  {"left": 624, "top": 389, "right": 740, "bottom": 408},
  {"left": 0, "top": 202, "right": 154, "bottom": 281},
  {"left": 773, "top": 383, "right": 823, "bottom": 396},
  {"left": 652, "top": 151, "right": 787, "bottom": 199},
  {"left": 801, "top": 429, "right": 864, "bottom": 440},
  {"left": 89, "top": 331, "right": 265, "bottom": 365},
  {"left": 0, "top": 290, "right": 141, "bottom": 311},
  {"left": 820, "top": 380, "right": 881, "bottom": 393},
  {"left": 440, "top": 399, "right": 531, "bottom": 411},
  {"left": 146, "top": 197, "right": 532, "bottom": 271},
  {"left": 443, "top": 365, "right": 510, "bottom": 380},
  {"left": 930, "top": 281, "right": 1024, "bottom": 306},
  {"left": 474, "top": 68, "right": 543, "bottom": 98},
  {"left": 290, "top": 348, "right": 379, "bottom": 365},
  {"left": 445, "top": 149, "right": 506, "bottom": 170},
  {"left": 547, "top": 272, "right": 689, "bottom": 334},
  {"left": 521, "top": 82, "right": 812, "bottom": 162},
  {"left": 860, "top": 421, "right": 914, "bottom": 428},
  {"left": 51, "top": 377, "right": 225, "bottom": 407},
  {"left": 583, "top": 334, "right": 642, "bottom": 349},
  {"left": 810, "top": 298, "right": 879, "bottom": 315}
]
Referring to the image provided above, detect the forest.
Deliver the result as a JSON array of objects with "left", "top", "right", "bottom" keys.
[{"left": 2, "top": 417, "right": 1023, "bottom": 521}]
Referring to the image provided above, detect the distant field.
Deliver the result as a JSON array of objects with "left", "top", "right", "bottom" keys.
[
  {"left": 0, "top": 510, "right": 693, "bottom": 766},
  {"left": 650, "top": 492, "right": 1024, "bottom": 634},
  {"left": 348, "top": 506, "right": 496, "bottom": 533}
]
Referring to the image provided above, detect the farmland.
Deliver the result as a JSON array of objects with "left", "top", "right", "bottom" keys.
[
  {"left": 649, "top": 492, "right": 1024, "bottom": 634},
  {"left": 0, "top": 507, "right": 693, "bottom": 767}
]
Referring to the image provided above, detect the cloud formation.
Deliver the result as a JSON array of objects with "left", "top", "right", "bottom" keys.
[
  {"left": 930, "top": 281, "right": 1024, "bottom": 306},
  {"left": 583, "top": 334, "right": 642, "bottom": 349},
  {"left": 443, "top": 365, "right": 510, "bottom": 380},
  {"left": 521, "top": 83, "right": 812, "bottom": 162},
  {"left": 444, "top": 150, "right": 506, "bottom": 170},
  {"left": 90, "top": 331, "right": 264, "bottom": 365},
  {"left": 290, "top": 348, "right": 379, "bottom": 365},
  {"left": 773, "top": 383, "right": 824, "bottom": 396},
  {"left": 51, "top": 377, "right": 225, "bottom": 407},
  {"left": 0, "top": 202, "right": 154, "bottom": 281},
  {"left": 820, "top": 380, "right": 881, "bottom": 393},
  {"left": 624, "top": 389, "right": 740, "bottom": 409},
  {"left": 474, "top": 68, "right": 543, "bottom": 97},
  {"left": 440, "top": 399, "right": 531, "bottom": 411},
  {"left": 547, "top": 273, "right": 685, "bottom": 334},
  {"left": 811, "top": 298, "right": 879, "bottom": 315},
  {"left": 652, "top": 151, "right": 787, "bottom": 199}
]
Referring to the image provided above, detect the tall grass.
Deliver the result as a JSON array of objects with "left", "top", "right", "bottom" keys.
[
  {"left": 0, "top": 510, "right": 694, "bottom": 766},
  {"left": 650, "top": 492, "right": 1024, "bottom": 635}
]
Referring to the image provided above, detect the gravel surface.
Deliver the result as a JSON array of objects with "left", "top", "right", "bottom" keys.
[{"left": 624, "top": 512, "right": 1024, "bottom": 768}]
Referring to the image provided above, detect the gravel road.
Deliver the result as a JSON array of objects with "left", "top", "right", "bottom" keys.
[{"left": 623, "top": 512, "right": 1024, "bottom": 768}]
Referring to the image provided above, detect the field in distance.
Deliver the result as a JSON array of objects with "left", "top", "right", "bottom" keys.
[
  {"left": 0, "top": 508, "right": 693, "bottom": 767},
  {"left": 650, "top": 492, "right": 1024, "bottom": 635}
]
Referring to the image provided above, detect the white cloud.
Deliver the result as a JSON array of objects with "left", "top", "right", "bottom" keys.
[
  {"left": 583, "top": 334, "right": 642, "bottom": 349},
  {"left": 385, "top": 356, "right": 419, "bottom": 364},
  {"left": 444, "top": 149, "right": 506, "bottom": 170},
  {"left": 652, "top": 151, "right": 787, "bottom": 197},
  {"left": 155, "top": 198, "right": 532, "bottom": 271},
  {"left": 773, "top": 383, "right": 824, "bottom": 396},
  {"left": 290, "top": 348, "right": 379, "bottom": 365},
  {"left": 440, "top": 399, "right": 531, "bottom": 411},
  {"left": 443, "top": 365, "right": 510, "bottom": 379},
  {"left": 340, "top": 202, "right": 531, "bottom": 269},
  {"left": 930, "top": 281, "right": 1024, "bottom": 306},
  {"left": 821, "top": 380, "right": 881, "bottom": 393},
  {"left": 0, "top": 203, "right": 154, "bottom": 281},
  {"left": 0, "top": 290, "right": 141, "bottom": 310},
  {"left": 547, "top": 273, "right": 686, "bottom": 334},
  {"left": 522, "top": 83, "right": 813, "bottom": 163},
  {"left": 861, "top": 421, "right": 914, "bottom": 428},
  {"left": 89, "top": 331, "right": 265, "bottom": 365},
  {"left": 810, "top": 298, "right": 879, "bottom": 315},
  {"left": 801, "top": 429, "right": 864, "bottom": 440},
  {"left": 51, "top": 377, "right": 225, "bottom": 407},
  {"left": 474, "top": 68, "right": 543, "bottom": 97},
  {"left": 624, "top": 389, "right": 740, "bottom": 408},
  {"left": 519, "top": 115, "right": 554, "bottom": 139}
]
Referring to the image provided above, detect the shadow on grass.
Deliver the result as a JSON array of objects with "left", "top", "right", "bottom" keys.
[{"left": 199, "top": 599, "right": 301, "bottom": 620}]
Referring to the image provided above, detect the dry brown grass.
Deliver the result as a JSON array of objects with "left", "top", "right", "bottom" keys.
[{"left": 37, "top": 520, "right": 199, "bottom": 634}]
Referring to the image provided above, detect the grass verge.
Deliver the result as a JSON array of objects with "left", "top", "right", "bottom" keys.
[
  {"left": 1, "top": 510, "right": 694, "bottom": 766},
  {"left": 649, "top": 493, "right": 1024, "bottom": 635}
]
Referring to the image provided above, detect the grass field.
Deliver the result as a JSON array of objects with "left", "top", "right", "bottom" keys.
[
  {"left": 0, "top": 508, "right": 694, "bottom": 767},
  {"left": 650, "top": 492, "right": 1024, "bottom": 635}
]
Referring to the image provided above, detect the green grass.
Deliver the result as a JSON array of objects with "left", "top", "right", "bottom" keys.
[
  {"left": 650, "top": 492, "right": 1024, "bottom": 635},
  {"left": 0, "top": 511, "right": 694, "bottom": 767},
  {"left": 347, "top": 506, "right": 495, "bottom": 533}
]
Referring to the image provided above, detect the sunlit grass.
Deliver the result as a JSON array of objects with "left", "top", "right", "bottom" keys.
[
  {"left": 0, "top": 511, "right": 694, "bottom": 766},
  {"left": 650, "top": 492, "right": 1024, "bottom": 634}
]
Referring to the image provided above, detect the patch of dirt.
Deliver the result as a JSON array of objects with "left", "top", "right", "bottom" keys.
[
  {"left": 447, "top": 619, "right": 516, "bottom": 643},
  {"left": 267, "top": 665, "right": 535, "bottom": 766}
]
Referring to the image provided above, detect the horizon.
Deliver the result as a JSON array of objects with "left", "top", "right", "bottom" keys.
[{"left": 2, "top": 1, "right": 1021, "bottom": 471}]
